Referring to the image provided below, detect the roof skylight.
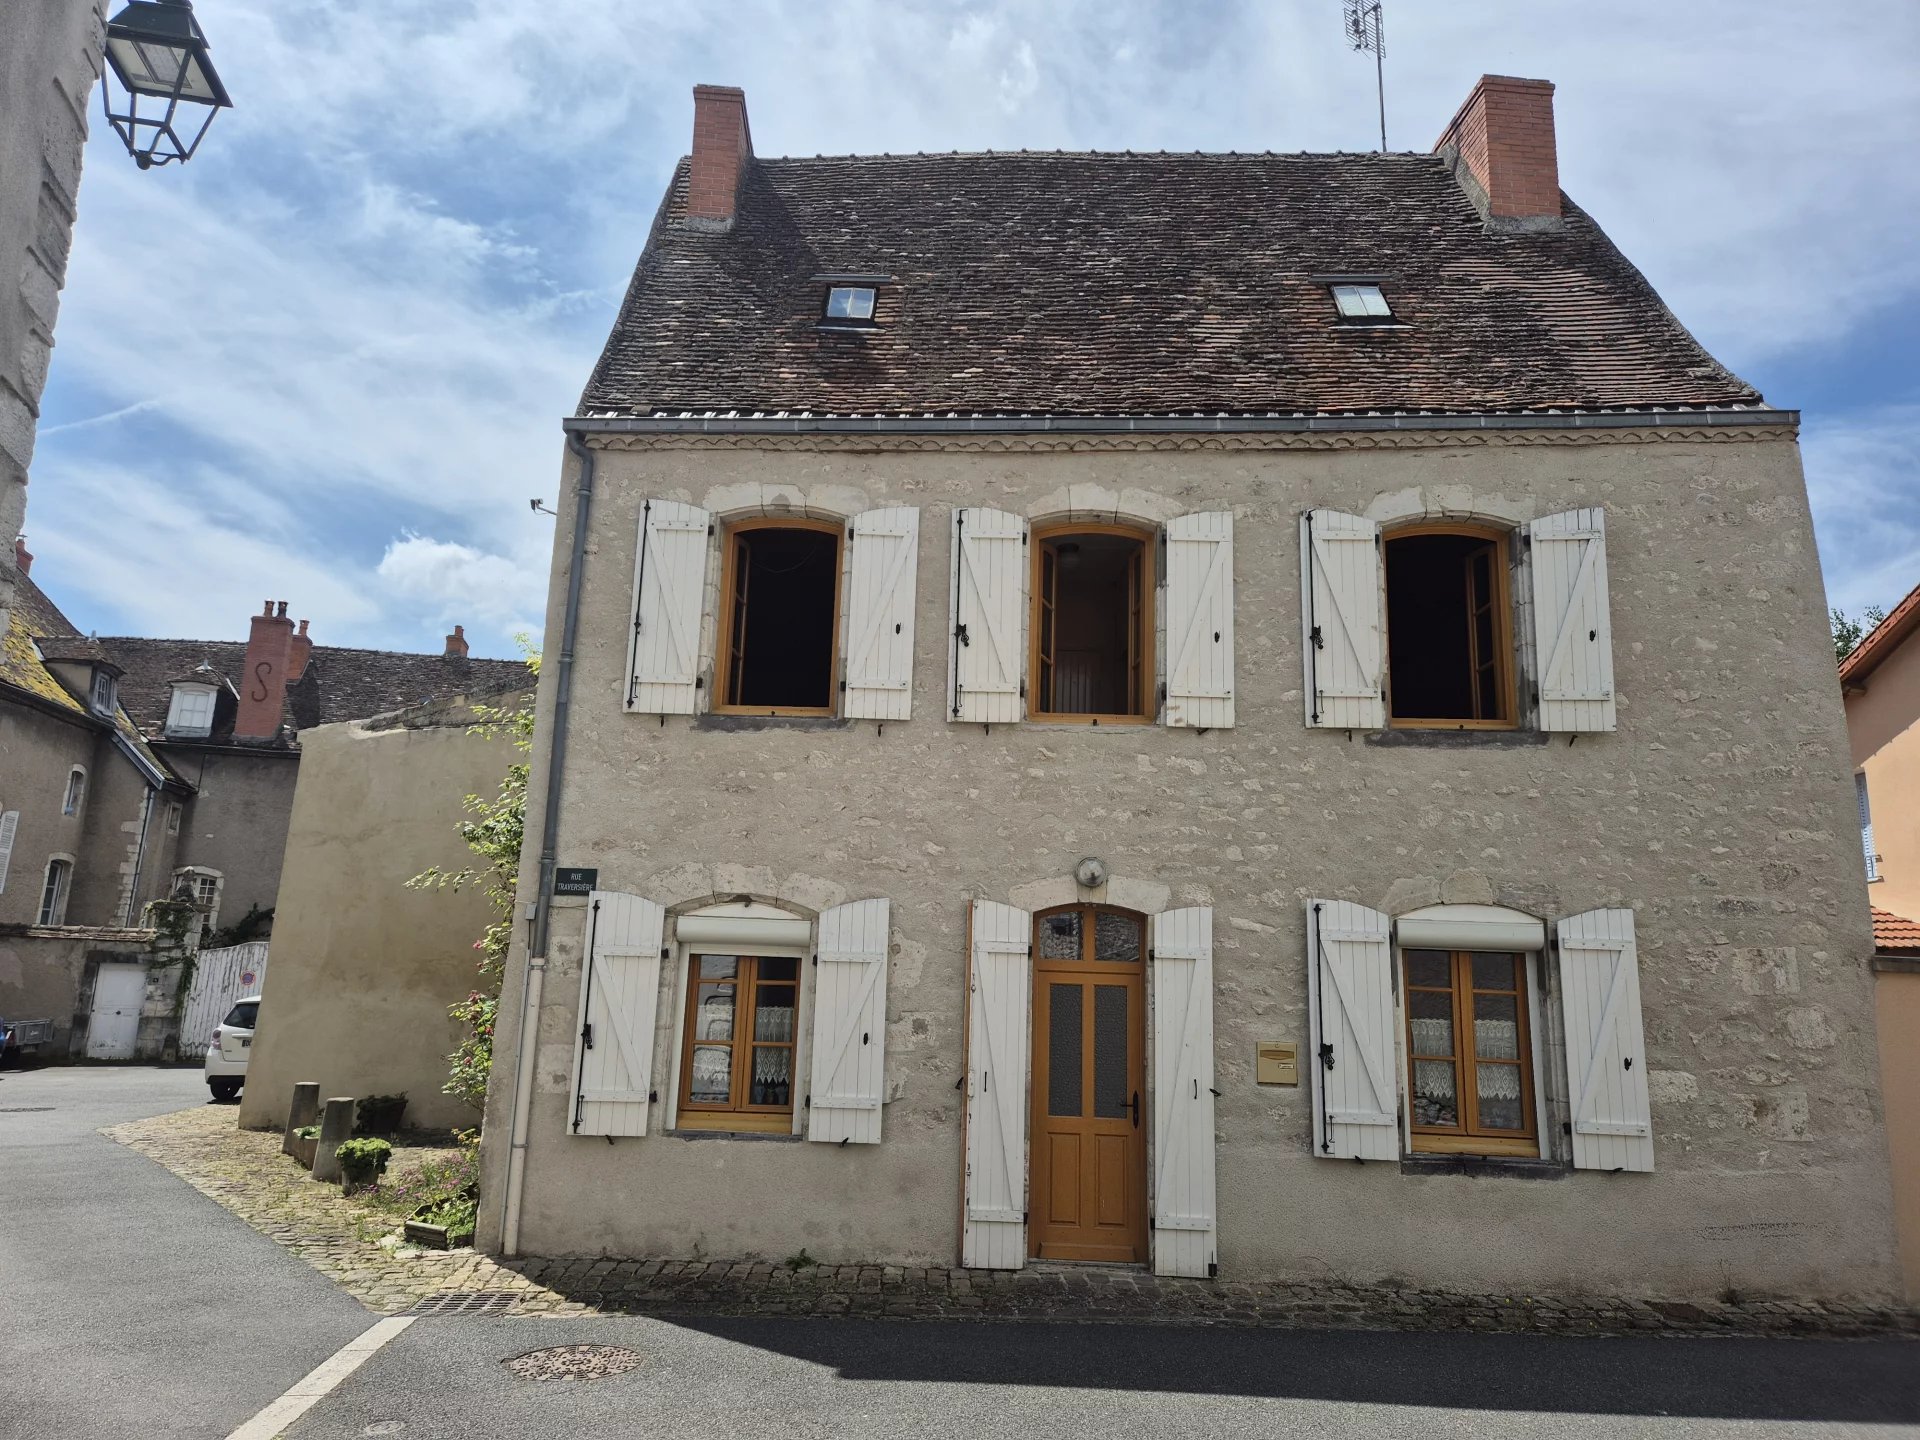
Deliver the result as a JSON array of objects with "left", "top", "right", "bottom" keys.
[
  {"left": 1331, "top": 283, "right": 1393, "bottom": 320},
  {"left": 824, "top": 286, "right": 876, "bottom": 323}
]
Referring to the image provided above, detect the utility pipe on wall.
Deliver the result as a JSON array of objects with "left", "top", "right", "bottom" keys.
[{"left": 498, "top": 429, "right": 596, "bottom": 1258}]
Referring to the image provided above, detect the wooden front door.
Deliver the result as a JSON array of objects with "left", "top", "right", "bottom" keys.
[{"left": 1029, "top": 905, "right": 1148, "bottom": 1263}]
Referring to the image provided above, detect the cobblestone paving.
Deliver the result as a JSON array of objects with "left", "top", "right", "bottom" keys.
[{"left": 110, "top": 1106, "right": 1920, "bottom": 1337}]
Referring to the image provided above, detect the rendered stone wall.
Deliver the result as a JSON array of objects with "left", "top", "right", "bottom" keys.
[{"left": 480, "top": 425, "right": 1897, "bottom": 1301}]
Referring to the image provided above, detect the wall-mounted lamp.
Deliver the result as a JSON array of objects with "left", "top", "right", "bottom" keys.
[
  {"left": 102, "top": 0, "right": 233, "bottom": 169},
  {"left": 1075, "top": 857, "right": 1107, "bottom": 889}
]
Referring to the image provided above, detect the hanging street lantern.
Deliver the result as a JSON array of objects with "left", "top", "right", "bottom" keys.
[{"left": 101, "top": 0, "right": 233, "bottom": 169}]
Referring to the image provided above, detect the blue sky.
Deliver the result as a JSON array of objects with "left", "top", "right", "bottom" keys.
[{"left": 26, "top": 0, "right": 1920, "bottom": 657}]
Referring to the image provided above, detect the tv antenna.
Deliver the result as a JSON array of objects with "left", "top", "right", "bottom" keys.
[{"left": 1343, "top": 0, "right": 1387, "bottom": 152}]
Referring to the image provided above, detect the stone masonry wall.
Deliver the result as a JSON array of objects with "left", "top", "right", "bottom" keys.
[{"left": 479, "top": 424, "right": 1897, "bottom": 1302}]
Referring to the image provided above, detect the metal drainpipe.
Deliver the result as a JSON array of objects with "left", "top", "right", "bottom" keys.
[{"left": 499, "top": 428, "right": 596, "bottom": 1257}]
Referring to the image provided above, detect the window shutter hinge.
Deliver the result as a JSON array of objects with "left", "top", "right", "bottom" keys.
[
  {"left": 804, "top": 1094, "right": 811, "bottom": 1108},
  {"left": 1309, "top": 625, "right": 1324, "bottom": 650},
  {"left": 582, "top": 1022, "right": 594, "bottom": 1050},
  {"left": 811, "top": 954, "right": 818, "bottom": 966},
  {"left": 707, "top": 523, "right": 715, "bottom": 536},
  {"left": 955, "top": 622, "right": 970, "bottom": 647},
  {"left": 1148, "top": 1216, "right": 1156, "bottom": 1231},
  {"left": 648, "top": 1089, "right": 658, "bottom": 1103},
  {"left": 1019, "top": 681, "right": 1027, "bottom": 698},
  {"left": 660, "top": 946, "right": 669, "bottom": 959},
  {"left": 839, "top": 680, "right": 847, "bottom": 692},
  {"left": 694, "top": 676, "right": 705, "bottom": 690}
]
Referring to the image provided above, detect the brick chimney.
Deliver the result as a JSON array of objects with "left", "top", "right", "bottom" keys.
[
  {"left": 687, "top": 84, "right": 752, "bottom": 226},
  {"left": 286, "top": 618, "right": 312, "bottom": 683},
  {"left": 13, "top": 536, "right": 30, "bottom": 576},
  {"left": 234, "top": 600, "right": 295, "bottom": 739},
  {"left": 1434, "top": 75, "right": 1561, "bottom": 228},
  {"left": 444, "top": 624, "right": 469, "bottom": 659}
]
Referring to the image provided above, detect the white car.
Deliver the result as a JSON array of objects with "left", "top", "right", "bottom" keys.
[{"left": 204, "top": 996, "right": 259, "bottom": 1102}]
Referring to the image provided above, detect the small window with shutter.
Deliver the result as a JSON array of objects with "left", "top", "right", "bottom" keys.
[
  {"left": 1029, "top": 523, "right": 1153, "bottom": 722},
  {"left": 715, "top": 518, "right": 842, "bottom": 717},
  {"left": 1383, "top": 524, "right": 1516, "bottom": 727}
]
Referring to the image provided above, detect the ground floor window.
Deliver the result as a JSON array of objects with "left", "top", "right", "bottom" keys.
[
  {"left": 1403, "top": 948, "right": 1538, "bottom": 1157},
  {"left": 677, "top": 953, "right": 799, "bottom": 1132}
]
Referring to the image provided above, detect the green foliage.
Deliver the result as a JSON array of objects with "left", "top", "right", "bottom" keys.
[
  {"left": 355, "top": 1093, "right": 408, "bottom": 1136},
  {"left": 1833, "top": 605, "right": 1887, "bottom": 663},
  {"left": 293, "top": 1124, "right": 321, "bottom": 1140},
  {"left": 407, "top": 647, "right": 538, "bottom": 1111},
  {"left": 367, "top": 1130, "right": 480, "bottom": 1216},
  {"left": 208, "top": 904, "right": 274, "bottom": 948},
  {"left": 783, "top": 1248, "right": 819, "bottom": 1271},
  {"left": 413, "top": 1190, "right": 479, "bottom": 1241},
  {"left": 334, "top": 1137, "right": 393, "bottom": 1184}
]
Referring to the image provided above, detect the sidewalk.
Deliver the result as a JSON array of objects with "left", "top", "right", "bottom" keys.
[{"left": 109, "top": 1106, "right": 1919, "bottom": 1336}]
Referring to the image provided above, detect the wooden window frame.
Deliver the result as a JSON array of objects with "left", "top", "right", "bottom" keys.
[
  {"left": 712, "top": 516, "right": 844, "bottom": 718},
  {"left": 1403, "top": 948, "right": 1539, "bottom": 1158},
  {"left": 1027, "top": 521, "right": 1156, "bottom": 725},
  {"left": 675, "top": 952, "right": 801, "bottom": 1134},
  {"left": 1383, "top": 522, "right": 1518, "bottom": 731},
  {"left": 62, "top": 766, "right": 87, "bottom": 817},
  {"left": 37, "top": 855, "right": 73, "bottom": 926}
]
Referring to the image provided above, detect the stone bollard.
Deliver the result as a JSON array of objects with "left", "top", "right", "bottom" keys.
[
  {"left": 282, "top": 1082, "right": 321, "bottom": 1157},
  {"left": 310, "top": 1097, "right": 355, "bottom": 1183}
]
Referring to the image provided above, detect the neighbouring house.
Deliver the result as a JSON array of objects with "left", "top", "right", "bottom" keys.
[
  {"left": 0, "top": 553, "right": 523, "bottom": 1059},
  {"left": 1, "top": 1, "right": 108, "bottom": 634},
  {"left": 476, "top": 76, "right": 1897, "bottom": 1303},
  {"left": 1840, "top": 588, "right": 1920, "bottom": 1299},
  {"left": 239, "top": 687, "right": 530, "bottom": 1133}
]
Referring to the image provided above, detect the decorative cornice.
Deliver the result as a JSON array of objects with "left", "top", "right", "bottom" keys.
[{"left": 581, "top": 424, "right": 1796, "bottom": 455}]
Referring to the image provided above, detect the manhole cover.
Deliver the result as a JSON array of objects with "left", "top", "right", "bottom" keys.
[
  {"left": 408, "top": 1289, "right": 521, "bottom": 1316},
  {"left": 505, "top": 1344, "right": 643, "bottom": 1382}
]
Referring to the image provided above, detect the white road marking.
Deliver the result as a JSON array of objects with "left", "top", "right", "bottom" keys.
[{"left": 226, "top": 1315, "right": 414, "bottom": 1440}]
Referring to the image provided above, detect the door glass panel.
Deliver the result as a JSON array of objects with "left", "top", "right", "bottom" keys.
[
  {"left": 1092, "top": 985, "right": 1130, "bottom": 1119},
  {"left": 1407, "top": 988, "right": 1453, "bottom": 1057},
  {"left": 1047, "top": 984, "right": 1083, "bottom": 1116},
  {"left": 689, "top": 1045, "right": 732, "bottom": 1103},
  {"left": 1039, "top": 911, "right": 1081, "bottom": 960},
  {"left": 1412, "top": 1059, "right": 1459, "bottom": 1128},
  {"left": 1094, "top": 913, "right": 1141, "bottom": 962},
  {"left": 1473, "top": 992, "right": 1520, "bottom": 1061},
  {"left": 751, "top": 1047, "right": 792, "bottom": 1107},
  {"left": 1475, "top": 1063, "right": 1524, "bottom": 1129},
  {"left": 1404, "top": 950, "right": 1451, "bottom": 989}
]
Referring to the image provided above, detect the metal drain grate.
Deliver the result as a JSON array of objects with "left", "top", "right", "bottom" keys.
[
  {"left": 505, "top": 1344, "right": 643, "bottom": 1382},
  {"left": 408, "top": 1289, "right": 522, "bottom": 1316}
]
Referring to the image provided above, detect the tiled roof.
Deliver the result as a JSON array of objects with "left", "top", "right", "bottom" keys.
[
  {"left": 97, "top": 636, "right": 527, "bottom": 743},
  {"left": 581, "top": 151, "right": 1762, "bottom": 419},
  {"left": 1840, "top": 579, "right": 1920, "bottom": 687},
  {"left": 1874, "top": 908, "right": 1920, "bottom": 954}
]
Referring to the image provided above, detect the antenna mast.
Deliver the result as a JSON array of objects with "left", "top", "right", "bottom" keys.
[{"left": 1343, "top": 0, "right": 1387, "bottom": 152}]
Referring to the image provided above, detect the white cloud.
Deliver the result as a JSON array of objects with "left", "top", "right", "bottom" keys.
[
  {"left": 1804, "top": 403, "right": 1920, "bottom": 617},
  {"left": 376, "top": 534, "right": 546, "bottom": 638}
]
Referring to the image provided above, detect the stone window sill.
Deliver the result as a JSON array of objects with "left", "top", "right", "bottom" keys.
[
  {"left": 1399, "top": 1153, "right": 1566, "bottom": 1181},
  {"left": 1366, "top": 728, "right": 1550, "bottom": 749}
]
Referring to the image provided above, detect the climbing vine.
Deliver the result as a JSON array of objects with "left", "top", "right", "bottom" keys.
[{"left": 407, "top": 649, "right": 537, "bottom": 1111}]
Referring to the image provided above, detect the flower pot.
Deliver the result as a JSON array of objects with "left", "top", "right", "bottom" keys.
[{"left": 404, "top": 1219, "right": 452, "bottom": 1250}]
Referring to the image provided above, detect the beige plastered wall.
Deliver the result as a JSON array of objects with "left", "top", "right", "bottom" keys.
[
  {"left": 1846, "top": 635, "right": 1920, "bottom": 918},
  {"left": 240, "top": 707, "right": 519, "bottom": 1133},
  {"left": 479, "top": 423, "right": 1898, "bottom": 1301},
  {"left": 1872, "top": 964, "right": 1920, "bottom": 1299}
]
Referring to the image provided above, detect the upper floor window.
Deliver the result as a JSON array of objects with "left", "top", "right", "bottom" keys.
[
  {"left": 62, "top": 767, "right": 86, "bottom": 817},
  {"left": 165, "top": 802, "right": 183, "bottom": 836},
  {"left": 166, "top": 683, "right": 217, "bottom": 737},
  {"left": 89, "top": 669, "right": 117, "bottom": 717},
  {"left": 1384, "top": 524, "right": 1514, "bottom": 727},
  {"left": 1030, "top": 523, "right": 1153, "bottom": 722},
  {"left": 38, "top": 858, "right": 72, "bottom": 925},
  {"left": 1859, "top": 773, "right": 1880, "bottom": 882},
  {"left": 717, "top": 518, "right": 842, "bottom": 715},
  {"left": 822, "top": 285, "right": 876, "bottom": 325}
]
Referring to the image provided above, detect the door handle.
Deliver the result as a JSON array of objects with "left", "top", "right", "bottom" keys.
[{"left": 1129, "top": 1091, "right": 1140, "bottom": 1129}]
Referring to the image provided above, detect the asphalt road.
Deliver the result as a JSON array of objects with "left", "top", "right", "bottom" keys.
[
  {"left": 0, "top": 1066, "right": 371, "bottom": 1440},
  {"left": 284, "top": 1312, "right": 1920, "bottom": 1440}
]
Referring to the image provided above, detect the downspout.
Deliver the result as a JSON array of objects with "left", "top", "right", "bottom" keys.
[{"left": 499, "top": 428, "right": 595, "bottom": 1257}]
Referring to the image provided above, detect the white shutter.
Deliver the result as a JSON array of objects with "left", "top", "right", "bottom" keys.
[
  {"left": 962, "top": 899, "right": 1031, "bottom": 1269},
  {"left": 570, "top": 889, "right": 665, "bottom": 1138},
  {"left": 1858, "top": 774, "right": 1879, "bottom": 881},
  {"left": 1305, "top": 899, "right": 1399, "bottom": 1161},
  {"left": 1164, "top": 513, "right": 1235, "bottom": 730},
  {"left": 1150, "top": 906, "right": 1217, "bottom": 1277},
  {"left": 1300, "top": 510, "right": 1385, "bottom": 729},
  {"left": 1557, "top": 907, "right": 1654, "bottom": 1172},
  {"left": 842, "top": 508, "right": 920, "bottom": 722},
  {"left": 948, "top": 507, "right": 1027, "bottom": 724},
  {"left": 1527, "top": 508, "right": 1616, "bottom": 732},
  {"left": 0, "top": 811, "right": 16, "bottom": 894},
  {"left": 808, "top": 898, "right": 890, "bottom": 1143},
  {"left": 626, "top": 500, "right": 711, "bottom": 715}
]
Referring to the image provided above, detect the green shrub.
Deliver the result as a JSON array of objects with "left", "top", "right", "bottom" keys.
[
  {"left": 335, "top": 1137, "right": 393, "bottom": 1186},
  {"left": 413, "top": 1189, "right": 478, "bottom": 1243},
  {"left": 293, "top": 1124, "right": 321, "bottom": 1140},
  {"left": 355, "top": 1094, "right": 408, "bottom": 1136}
]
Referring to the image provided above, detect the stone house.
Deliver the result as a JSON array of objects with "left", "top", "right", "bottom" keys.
[
  {"left": 1840, "top": 589, "right": 1920, "bottom": 1298},
  {"left": 478, "top": 76, "right": 1898, "bottom": 1301},
  {"left": 0, "top": 550, "right": 522, "bottom": 1058}
]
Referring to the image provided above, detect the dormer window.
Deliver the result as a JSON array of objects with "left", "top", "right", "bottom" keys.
[
  {"left": 1330, "top": 283, "right": 1393, "bottom": 321},
  {"left": 823, "top": 285, "right": 876, "bottom": 324},
  {"left": 89, "top": 669, "right": 118, "bottom": 717},
  {"left": 166, "top": 681, "right": 218, "bottom": 738}
]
